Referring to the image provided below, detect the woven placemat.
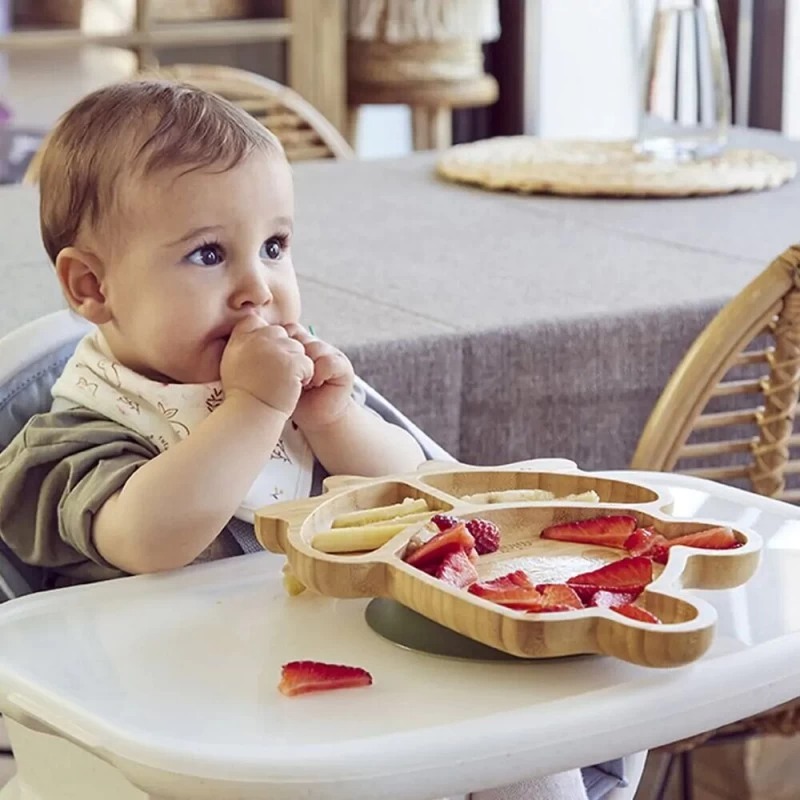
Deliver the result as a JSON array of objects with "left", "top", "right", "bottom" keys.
[{"left": 436, "top": 137, "right": 797, "bottom": 198}]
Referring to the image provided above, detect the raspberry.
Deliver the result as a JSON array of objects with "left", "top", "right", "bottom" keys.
[
  {"left": 465, "top": 518, "right": 500, "bottom": 555},
  {"left": 430, "top": 513, "right": 460, "bottom": 532}
]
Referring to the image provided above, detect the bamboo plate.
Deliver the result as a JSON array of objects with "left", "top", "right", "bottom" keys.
[{"left": 255, "top": 464, "right": 762, "bottom": 668}]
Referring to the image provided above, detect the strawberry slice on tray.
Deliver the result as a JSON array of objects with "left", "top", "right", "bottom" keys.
[
  {"left": 667, "top": 527, "right": 741, "bottom": 550},
  {"left": 530, "top": 583, "right": 584, "bottom": 611},
  {"left": 624, "top": 528, "right": 670, "bottom": 563},
  {"left": 566, "top": 556, "right": 652, "bottom": 604},
  {"left": 612, "top": 605, "right": 661, "bottom": 624},
  {"left": 404, "top": 523, "right": 475, "bottom": 569},
  {"left": 279, "top": 661, "right": 373, "bottom": 697},
  {"left": 469, "top": 569, "right": 534, "bottom": 597},
  {"left": 435, "top": 547, "right": 479, "bottom": 588},
  {"left": 541, "top": 515, "right": 637, "bottom": 550},
  {"left": 469, "top": 573, "right": 583, "bottom": 613}
]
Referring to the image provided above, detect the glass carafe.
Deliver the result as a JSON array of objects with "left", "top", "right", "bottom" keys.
[{"left": 636, "top": 0, "right": 731, "bottom": 161}]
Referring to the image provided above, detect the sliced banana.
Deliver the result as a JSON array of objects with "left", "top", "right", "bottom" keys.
[
  {"left": 557, "top": 490, "right": 600, "bottom": 503},
  {"left": 331, "top": 497, "right": 429, "bottom": 528},
  {"left": 282, "top": 563, "right": 307, "bottom": 596},
  {"left": 313, "top": 516, "right": 430, "bottom": 553},
  {"left": 463, "top": 489, "right": 555, "bottom": 504}
]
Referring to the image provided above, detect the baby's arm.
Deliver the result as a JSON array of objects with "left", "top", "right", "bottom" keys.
[
  {"left": 303, "top": 401, "right": 425, "bottom": 477},
  {"left": 286, "top": 325, "right": 425, "bottom": 477},
  {"left": 93, "top": 319, "right": 313, "bottom": 574}
]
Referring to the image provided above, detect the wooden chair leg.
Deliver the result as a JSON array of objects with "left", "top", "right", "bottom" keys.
[
  {"left": 346, "top": 106, "right": 361, "bottom": 150},
  {"left": 412, "top": 107, "right": 432, "bottom": 150},
  {"left": 411, "top": 106, "right": 453, "bottom": 151}
]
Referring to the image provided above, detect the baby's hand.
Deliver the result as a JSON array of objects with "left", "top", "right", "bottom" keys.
[
  {"left": 220, "top": 317, "right": 313, "bottom": 416},
  {"left": 284, "top": 324, "right": 355, "bottom": 431}
]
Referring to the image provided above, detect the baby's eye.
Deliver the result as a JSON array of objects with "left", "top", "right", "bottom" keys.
[
  {"left": 187, "top": 243, "right": 225, "bottom": 267},
  {"left": 260, "top": 237, "right": 285, "bottom": 261}
]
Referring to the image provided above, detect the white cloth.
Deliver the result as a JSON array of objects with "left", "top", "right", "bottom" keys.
[
  {"left": 469, "top": 771, "right": 590, "bottom": 800},
  {"left": 50, "top": 329, "right": 314, "bottom": 522}
]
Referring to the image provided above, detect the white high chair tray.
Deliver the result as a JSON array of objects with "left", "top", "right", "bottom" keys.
[{"left": 1, "top": 469, "right": 800, "bottom": 800}]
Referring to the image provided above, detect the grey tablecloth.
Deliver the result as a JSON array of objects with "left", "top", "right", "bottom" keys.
[{"left": 2, "top": 127, "right": 799, "bottom": 470}]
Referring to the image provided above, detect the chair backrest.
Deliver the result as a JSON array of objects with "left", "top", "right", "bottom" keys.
[
  {"left": 23, "top": 65, "right": 354, "bottom": 185},
  {"left": 148, "top": 64, "right": 354, "bottom": 162},
  {"left": 0, "top": 310, "right": 91, "bottom": 599},
  {"left": 631, "top": 245, "right": 800, "bottom": 503}
]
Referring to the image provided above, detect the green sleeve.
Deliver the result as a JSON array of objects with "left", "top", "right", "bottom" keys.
[{"left": 0, "top": 408, "right": 159, "bottom": 585}]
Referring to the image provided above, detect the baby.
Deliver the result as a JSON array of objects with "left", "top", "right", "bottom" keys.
[{"left": 0, "top": 80, "right": 599, "bottom": 800}]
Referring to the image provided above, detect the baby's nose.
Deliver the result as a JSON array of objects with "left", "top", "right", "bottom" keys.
[{"left": 232, "top": 265, "right": 272, "bottom": 308}]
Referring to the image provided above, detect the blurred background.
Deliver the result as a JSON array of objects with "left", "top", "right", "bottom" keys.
[{"left": 0, "top": 0, "right": 797, "bottom": 179}]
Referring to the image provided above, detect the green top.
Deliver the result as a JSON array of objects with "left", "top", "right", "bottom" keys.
[{"left": 0, "top": 407, "right": 241, "bottom": 587}]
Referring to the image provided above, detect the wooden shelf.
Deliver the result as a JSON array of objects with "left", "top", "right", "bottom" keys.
[
  {"left": 0, "top": 18, "right": 292, "bottom": 52},
  {"left": 0, "top": 0, "right": 346, "bottom": 136}
]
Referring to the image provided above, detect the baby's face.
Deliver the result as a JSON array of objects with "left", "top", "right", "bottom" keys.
[{"left": 98, "top": 151, "right": 300, "bottom": 383}]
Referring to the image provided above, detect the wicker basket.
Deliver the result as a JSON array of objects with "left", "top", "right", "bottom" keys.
[{"left": 347, "top": 0, "right": 499, "bottom": 87}]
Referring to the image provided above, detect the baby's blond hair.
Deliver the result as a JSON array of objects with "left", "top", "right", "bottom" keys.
[{"left": 37, "top": 79, "right": 283, "bottom": 263}]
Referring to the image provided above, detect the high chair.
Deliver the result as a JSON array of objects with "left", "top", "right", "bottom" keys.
[{"left": 0, "top": 310, "right": 643, "bottom": 800}]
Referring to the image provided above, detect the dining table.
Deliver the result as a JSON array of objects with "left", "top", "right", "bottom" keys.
[{"left": 1, "top": 127, "right": 799, "bottom": 471}]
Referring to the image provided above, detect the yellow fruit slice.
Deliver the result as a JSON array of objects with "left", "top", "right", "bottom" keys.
[
  {"left": 282, "top": 563, "right": 307, "bottom": 596},
  {"left": 313, "top": 515, "right": 431, "bottom": 553},
  {"left": 558, "top": 490, "right": 600, "bottom": 503},
  {"left": 331, "top": 497, "right": 429, "bottom": 528},
  {"left": 463, "top": 489, "right": 555, "bottom": 504}
]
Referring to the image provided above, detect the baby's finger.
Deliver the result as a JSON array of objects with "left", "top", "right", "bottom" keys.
[
  {"left": 310, "top": 353, "right": 347, "bottom": 387},
  {"left": 303, "top": 339, "right": 336, "bottom": 363},
  {"left": 283, "top": 323, "right": 315, "bottom": 346},
  {"left": 229, "top": 315, "right": 270, "bottom": 337},
  {"left": 295, "top": 351, "right": 314, "bottom": 385}
]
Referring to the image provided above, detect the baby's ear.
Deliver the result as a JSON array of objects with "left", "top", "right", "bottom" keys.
[{"left": 55, "top": 247, "right": 111, "bottom": 324}]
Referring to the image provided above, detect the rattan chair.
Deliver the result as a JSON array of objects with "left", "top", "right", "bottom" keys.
[
  {"left": 631, "top": 244, "right": 800, "bottom": 799},
  {"left": 150, "top": 64, "right": 354, "bottom": 162},
  {"left": 23, "top": 64, "right": 353, "bottom": 184}
]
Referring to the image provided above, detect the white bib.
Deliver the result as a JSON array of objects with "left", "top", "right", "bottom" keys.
[{"left": 50, "top": 329, "right": 314, "bottom": 523}]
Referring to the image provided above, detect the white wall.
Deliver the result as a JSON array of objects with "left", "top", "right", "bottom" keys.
[
  {"left": 526, "top": 0, "right": 655, "bottom": 139},
  {"left": 354, "top": 106, "right": 413, "bottom": 159},
  {"left": 784, "top": 0, "right": 800, "bottom": 139}
]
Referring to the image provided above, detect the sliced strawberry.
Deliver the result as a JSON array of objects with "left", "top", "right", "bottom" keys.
[
  {"left": 533, "top": 583, "right": 584, "bottom": 609},
  {"left": 504, "top": 584, "right": 582, "bottom": 613},
  {"left": 469, "top": 569, "right": 534, "bottom": 598},
  {"left": 612, "top": 605, "right": 661, "bottom": 624},
  {"left": 667, "top": 527, "right": 741, "bottom": 551},
  {"left": 435, "top": 547, "right": 479, "bottom": 588},
  {"left": 467, "top": 547, "right": 480, "bottom": 564},
  {"left": 404, "top": 522, "right": 475, "bottom": 569},
  {"left": 541, "top": 515, "right": 637, "bottom": 550},
  {"left": 567, "top": 556, "right": 653, "bottom": 602},
  {"left": 469, "top": 570, "right": 540, "bottom": 605},
  {"left": 589, "top": 589, "right": 643, "bottom": 608},
  {"left": 278, "top": 660, "right": 373, "bottom": 697}
]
